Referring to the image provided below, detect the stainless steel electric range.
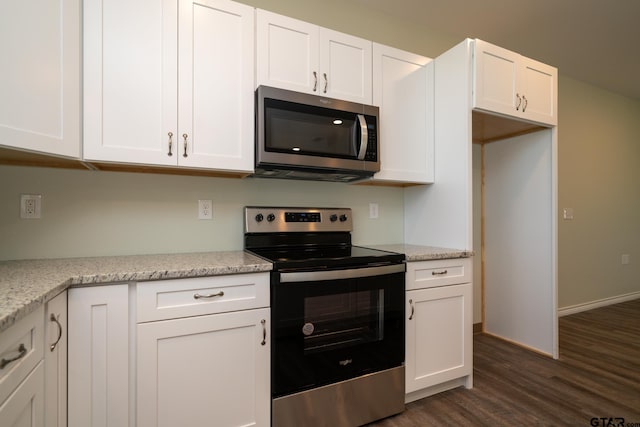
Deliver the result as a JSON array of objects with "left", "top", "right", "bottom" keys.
[{"left": 244, "top": 206, "right": 406, "bottom": 427}]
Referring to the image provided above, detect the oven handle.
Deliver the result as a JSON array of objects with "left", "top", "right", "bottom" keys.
[{"left": 279, "top": 263, "right": 405, "bottom": 283}]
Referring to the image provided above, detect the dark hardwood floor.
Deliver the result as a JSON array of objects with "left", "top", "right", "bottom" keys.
[{"left": 370, "top": 298, "right": 640, "bottom": 426}]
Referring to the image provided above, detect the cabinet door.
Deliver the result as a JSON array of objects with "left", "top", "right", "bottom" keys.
[
  {"left": 44, "top": 292, "right": 67, "bottom": 427},
  {"left": 319, "top": 28, "right": 372, "bottom": 104},
  {"left": 473, "top": 39, "right": 519, "bottom": 117},
  {"left": 519, "top": 56, "right": 557, "bottom": 125},
  {"left": 473, "top": 39, "right": 557, "bottom": 126},
  {"left": 83, "top": 0, "right": 178, "bottom": 165},
  {"left": 372, "top": 43, "right": 433, "bottom": 184},
  {"left": 256, "top": 9, "right": 319, "bottom": 94},
  {"left": 406, "top": 283, "right": 472, "bottom": 393},
  {"left": 0, "top": 0, "right": 80, "bottom": 158},
  {"left": 0, "top": 363, "right": 44, "bottom": 427},
  {"left": 178, "top": 0, "right": 254, "bottom": 172},
  {"left": 137, "top": 308, "right": 270, "bottom": 427},
  {"left": 68, "top": 285, "right": 130, "bottom": 427}
]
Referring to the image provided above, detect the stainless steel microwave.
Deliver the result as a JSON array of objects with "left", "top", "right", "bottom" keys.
[{"left": 254, "top": 86, "right": 380, "bottom": 182}]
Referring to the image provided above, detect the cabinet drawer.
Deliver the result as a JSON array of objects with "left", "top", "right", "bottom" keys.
[
  {"left": 406, "top": 258, "right": 471, "bottom": 290},
  {"left": 137, "top": 273, "right": 270, "bottom": 322},
  {"left": 0, "top": 306, "right": 44, "bottom": 405}
]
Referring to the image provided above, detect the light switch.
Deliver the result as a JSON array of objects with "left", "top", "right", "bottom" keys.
[{"left": 563, "top": 208, "right": 574, "bottom": 220}]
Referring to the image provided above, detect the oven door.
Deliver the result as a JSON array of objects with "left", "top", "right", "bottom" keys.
[{"left": 271, "top": 264, "right": 405, "bottom": 398}]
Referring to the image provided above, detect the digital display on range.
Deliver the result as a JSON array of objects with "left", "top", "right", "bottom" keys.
[{"left": 285, "top": 212, "right": 321, "bottom": 222}]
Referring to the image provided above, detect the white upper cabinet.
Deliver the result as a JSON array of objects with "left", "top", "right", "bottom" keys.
[
  {"left": 0, "top": 0, "right": 80, "bottom": 158},
  {"left": 256, "top": 9, "right": 372, "bottom": 104},
  {"left": 473, "top": 39, "right": 557, "bottom": 126},
  {"left": 371, "top": 43, "right": 433, "bottom": 184},
  {"left": 178, "top": 0, "right": 255, "bottom": 171},
  {"left": 84, "top": 0, "right": 255, "bottom": 173}
]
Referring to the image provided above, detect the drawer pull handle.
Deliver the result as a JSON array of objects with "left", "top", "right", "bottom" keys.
[
  {"left": 193, "top": 291, "right": 224, "bottom": 300},
  {"left": 408, "top": 299, "right": 414, "bottom": 320},
  {"left": 261, "top": 319, "right": 267, "bottom": 345},
  {"left": 49, "top": 313, "right": 63, "bottom": 352},
  {"left": 432, "top": 270, "right": 448, "bottom": 276},
  {"left": 1, "top": 344, "right": 27, "bottom": 369},
  {"left": 167, "top": 132, "right": 173, "bottom": 156}
]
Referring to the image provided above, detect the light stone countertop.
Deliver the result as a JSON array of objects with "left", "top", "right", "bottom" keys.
[
  {"left": 367, "top": 244, "right": 473, "bottom": 262},
  {"left": 0, "top": 251, "right": 272, "bottom": 334},
  {"left": 0, "top": 245, "right": 471, "bottom": 334}
]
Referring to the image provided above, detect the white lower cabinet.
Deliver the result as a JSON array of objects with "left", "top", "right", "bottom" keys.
[
  {"left": 68, "top": 284, "right": 130, "bottom": 427},
  {"left": 67, "top": 273, "right": 270, "bottom": 427},
  {"left": 405, "top": 259, "right": 473, "bottom": 403},
  {"left": 0, "top": 362, "right": 45, "bottom": 427},
  {"left": 137, "top": 308, "right": 270, "bottom": 427},
  {"left": 0, "top": 306, "right": 46, "bottom": 427},
  {"left": 44, "top": 291, "right": 67, "bottom": 427},
  {"left": 0, "top": 291, "right": 67, "bottom": 427},
  {"left": 136, "top": 273, "right": 270, "bottom": 427}
]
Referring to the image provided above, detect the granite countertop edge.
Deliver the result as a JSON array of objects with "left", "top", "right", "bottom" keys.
[
  {"left": 0, "top": 251, "right": 273, "bottom": 334},
  {"left": 368, "top": 243, "right": 474, "bottom": 261},
  {"left": 0, "top": 245, "right": 471, "bottom": 334}
]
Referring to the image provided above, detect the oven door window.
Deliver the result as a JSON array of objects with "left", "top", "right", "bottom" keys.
[{"left": 303, "top": 289, "right": 383, "bottom": 354}]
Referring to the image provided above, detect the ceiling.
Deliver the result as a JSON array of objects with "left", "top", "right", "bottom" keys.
[{"left": 353, "top": 0, "right": 640, "bottom": 101}]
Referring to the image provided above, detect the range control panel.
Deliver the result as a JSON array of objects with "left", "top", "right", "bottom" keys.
[{"left": 244, "top": 207, "right": 352, "bottom": 233}]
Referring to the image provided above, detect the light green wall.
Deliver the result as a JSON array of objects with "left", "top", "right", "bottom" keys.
[
  {"left": 0, "top": 166, "right": 403, "bottom": 260},
  {"left": 0, "top": 0, "right": 638, "bottom": 309}
]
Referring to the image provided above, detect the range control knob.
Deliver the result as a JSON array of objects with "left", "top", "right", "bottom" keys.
[
  {"left": 330, "top": 214, "right": 338, "bottom": 222},
  {"left": 339, "top": 214, "right": 348, "bottom": 222},
  {"left": 267, "top": 213, "right": 276, "bottom": 222},
  {"left": 255, "top": 213, "right": 264, "bottom": 222}
]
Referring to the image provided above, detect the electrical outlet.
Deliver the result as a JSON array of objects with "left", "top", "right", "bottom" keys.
[
  {"left": 20, "top": 194, "right": 42, "bottom": 219},
  {"left": 621, "top": 254, "right": 630, "bottom": 265},
  {"left": 198, "top": 200, "right": 212, "bottom": 220}
]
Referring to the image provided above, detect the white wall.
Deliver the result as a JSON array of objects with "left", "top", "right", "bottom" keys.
[{"left": 0, "top": 166, "right": 403, "bottom": 260}]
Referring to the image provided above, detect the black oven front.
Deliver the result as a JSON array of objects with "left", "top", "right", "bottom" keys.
[
  {"left": 271, "top": 264, "right": 405, "bottom": 398},
  {"left": 244, "top": 206, "right": 406, "bottom": 426}
]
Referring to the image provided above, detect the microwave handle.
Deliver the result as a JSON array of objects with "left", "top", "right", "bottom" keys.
[{"left": 356, "top": 114, "right": 368, "bottom": 160}]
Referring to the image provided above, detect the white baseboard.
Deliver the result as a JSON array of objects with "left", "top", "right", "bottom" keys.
[{"left": 558, "top": 291, "right": 640, "bottom": 317}]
